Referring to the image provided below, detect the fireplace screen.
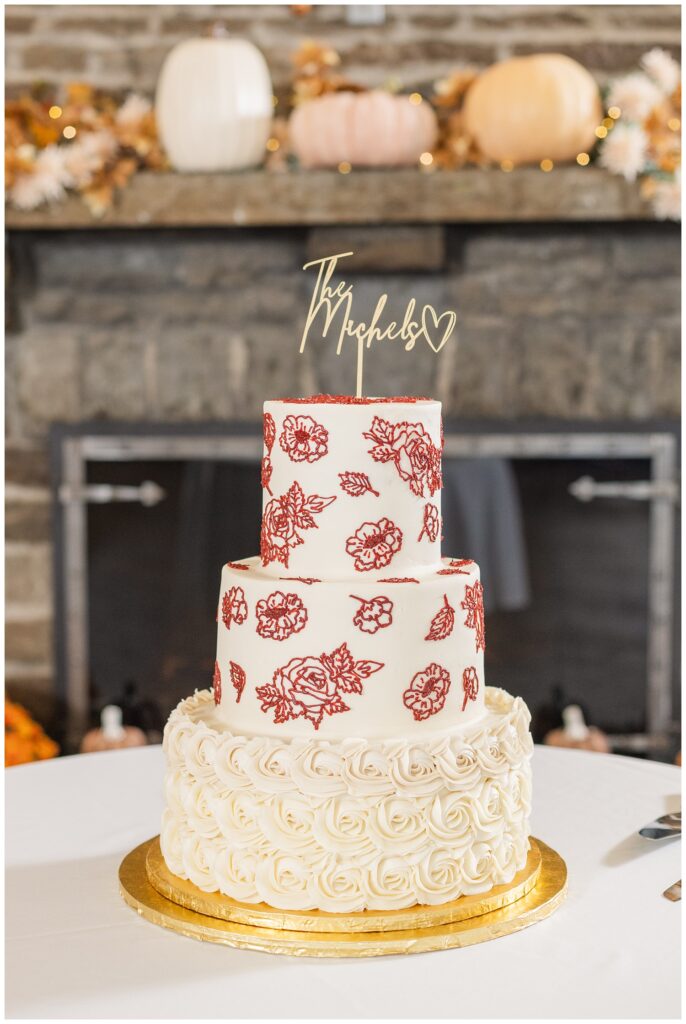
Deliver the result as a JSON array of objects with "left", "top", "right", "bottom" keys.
[{"left": 51, "top": 424, "right": 679, "bottom": 755}]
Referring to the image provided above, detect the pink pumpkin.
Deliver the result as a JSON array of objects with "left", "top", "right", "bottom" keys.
[{"left": 289, "top": 90, "right": 438, "bottom": 168}]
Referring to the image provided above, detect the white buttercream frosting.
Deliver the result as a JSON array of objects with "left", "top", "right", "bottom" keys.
[{"left": 160, "top": 686, "right": 533, "bottom": 912}]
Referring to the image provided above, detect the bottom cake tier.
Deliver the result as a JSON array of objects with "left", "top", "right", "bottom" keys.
[{"left": 160, "top": 686, "right": 533, "bottom": 913}]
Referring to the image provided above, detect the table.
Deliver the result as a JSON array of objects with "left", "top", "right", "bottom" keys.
[{"left": 6, "top": 745, "right": 681, "bottom": 1019}]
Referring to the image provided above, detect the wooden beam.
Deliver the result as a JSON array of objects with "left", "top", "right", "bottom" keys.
[{"left": 5, "top": 167, "right": 654, "bottom": 230}]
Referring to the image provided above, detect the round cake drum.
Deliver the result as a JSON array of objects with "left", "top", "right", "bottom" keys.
[{"left": 119, "top": 836, "right": 566, "bottom": 957}]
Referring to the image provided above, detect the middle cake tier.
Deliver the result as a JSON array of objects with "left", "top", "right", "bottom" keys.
[{"left": 214, "top": 556, "right": 486, "bottom": 739}]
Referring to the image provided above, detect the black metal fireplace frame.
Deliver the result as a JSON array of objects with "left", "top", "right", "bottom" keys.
[{"left": 49, "top": 419, "right": 679, "bottom": 750}]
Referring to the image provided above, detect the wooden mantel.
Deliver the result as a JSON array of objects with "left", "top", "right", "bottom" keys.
[{"left": 4, "top": 166, "right": 655, "bottom": 230}]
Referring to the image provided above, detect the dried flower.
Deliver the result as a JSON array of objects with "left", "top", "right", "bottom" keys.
[
  {"left": 641, "top": 48, "right": 681, "bottom": 97},
  {"left": 651, "top": 168, "right": 681, "bottom": 220},
  {"left": 9, "top": 144, "right": 73, "bottom": 209},
  {"left": 115, "top": 93, "right": 152, "bottom": 128},
  {"left": 598, "top": 122, "right": 649, "bottom": 181},
  {"left": 607, "top": 72, "right": 662, "bottom": 123}
]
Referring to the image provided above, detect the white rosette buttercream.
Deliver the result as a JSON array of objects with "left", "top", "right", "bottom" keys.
[
  {"left": 340, "top": 740, "right": 394, "bottom": 796},
  {"left": 501, "top": 765, "right": 532, "bottom": 825},
  {"left": 160, "top": 807, "right": 186, "bottom": 875},
  {"left": 290, "top": 743, "right": 347, "bottom": 797},
  {"left": 427, "top": 790, "right": 476, "bottom": 850},
  {"left": 160, "top": 685, "right": 534, "bottom": 911},
  {"left": 460, "top": 840, "right": 498, "bottom": 895},
  {"left": 241, "top": 738, "right": 296, "bottom": 794},
  {"left": 180, "top": 832, "right": 217, "bottom": 892},
  {"left": 310, "top": 857, "right": 367, "bottom": 913},
  {"left": 366, "top": 855, "right": 417, "bottom": 910},
  {"left": 255, "top": 854, "right": 312, "bottom": 911},
  {"left": 182, "top": 723, "right": 219, "bottom": 782},
  {"left": 312, "top": 796, "right": 376, "bottom": 859},
  {"left": 214, "top": 788, "right": 266, "bottom": 848},
  {"left": 164, "top": 769, "right": 188, "bottom": 817},
  {"left": 183, "top": 779, "right": 222, "bottom": 839},
  {"left": 214, "top": 733, "right": 252, "bottom": 790},
  {"left": 492, "top": 830, "right": 526, "bottom": 884},
  {"left": 415, "top": 847, "right": 464, "bottom": 905},
  {"left": 369, "top": 796, "right": 427, "bottom": 855},
  {"left": 387, "top": 742, "right": 444, "bottom": 797},
  {"left": 212, "top": 843, "right": 261, "bottom": 903},
  {"left": 470, "top": 778, "right": 508, "bottom": 840},
  {"left": 473, "top": 731, "right": 510, "bottom": 776},
  {"left": 258, "top": 793, "right": 316, "bottom": 853},
  {"left": 164, "top": 709, "right": 200, "bottom": 769},
  {"left": 434, "top": 739, "right": 483, "bottom": 791}
]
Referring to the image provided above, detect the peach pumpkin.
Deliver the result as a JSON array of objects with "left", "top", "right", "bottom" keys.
[
  {"left": 463, "top": 53, "right": 602, "bottom": 164},
  {"left": 289, "top": 90, "right": 438, "bottom": 168}
]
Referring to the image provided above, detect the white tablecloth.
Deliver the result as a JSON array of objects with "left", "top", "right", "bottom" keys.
[{"left": 6, "top": 744, "right": 681, "bottom": 1019}]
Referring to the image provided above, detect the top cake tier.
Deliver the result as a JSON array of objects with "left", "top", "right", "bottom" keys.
[{"left": 260, "top": 396, "right": 443, "bottom": 579}]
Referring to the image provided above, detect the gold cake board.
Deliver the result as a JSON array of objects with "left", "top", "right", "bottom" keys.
[{"left": 119, "top": 837, "right": 567, "bottom": 957}]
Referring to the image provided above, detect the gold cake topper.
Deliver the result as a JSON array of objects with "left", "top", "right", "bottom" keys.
[{"left": 300, "top": 251, "right": 457, "bottom": 397}]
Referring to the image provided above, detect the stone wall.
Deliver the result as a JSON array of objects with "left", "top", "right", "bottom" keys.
[
  {"left": 5, "top": 222, "right": 680, "bottom": 714},
  {"left": 5, "top": 4, "right": 681, "bottom": 97}
]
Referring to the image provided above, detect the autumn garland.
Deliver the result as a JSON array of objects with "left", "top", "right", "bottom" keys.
[{"left": 5, "top": 83, "right": 167, "bottom": 215}]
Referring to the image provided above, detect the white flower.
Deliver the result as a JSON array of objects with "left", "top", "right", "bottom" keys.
[
  {"left": 599, "top": 123, "right": 649, "bottom": 182},
  {"left": 62, "top": 130, "right": 117, "bottom": 187},
  {"left": 651, "top": 169, "right": 681, "bottom": 221},
  {"left": 9, "top": 145, "right": 73, "bottom": 210},
  {"left": 607, "top": 72, "right": 662, "bottom": 122},
  {"left": 641, "top": 47, "right": 681, "bottom": 96},
  {"left": 115, "top": 93, "right": 152, "bottom": 127}
]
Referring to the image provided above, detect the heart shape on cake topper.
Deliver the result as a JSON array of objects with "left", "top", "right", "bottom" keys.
[{"left": 421, "top": 306, "right": 457, "bottom": 353}]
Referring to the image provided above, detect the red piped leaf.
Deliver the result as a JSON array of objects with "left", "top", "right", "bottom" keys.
[
  {"left": 355, "top": 659, "right": 384, "bottom": 679},
  {"left": 425, "top": 594, "right": 455, "bottom": 641},
  {"left": 229, "top": 661, "right": 246, "bottom": 703},
  {"left": 263, "top": 412, "right": 276, "bottom": 454},
  {"left": 304, "top": 493, "right": 337, "bottom": 514},
  {"left": 339, "top": 471, "right": 380, "bottom": 498}
]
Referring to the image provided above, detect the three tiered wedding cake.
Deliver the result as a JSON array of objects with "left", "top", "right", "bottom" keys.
[{"left": 160, "top": 396, "right": 533, "bottom": 912}]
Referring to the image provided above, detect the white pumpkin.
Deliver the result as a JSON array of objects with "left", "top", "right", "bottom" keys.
[{"left": 155, "top": 35, "right": 273, "bottom": 172}]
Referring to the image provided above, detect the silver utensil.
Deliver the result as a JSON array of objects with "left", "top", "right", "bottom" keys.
[
  {"left": 639, "top": 811, "right": 681, "bottom": 841},
  {"left": 663, "top": 880, "right": 681, "bottom": 902}
]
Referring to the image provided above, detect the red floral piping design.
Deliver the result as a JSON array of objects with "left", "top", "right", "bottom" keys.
[
  {"left": 212, "top": 661, "right": 221, "bottom": 706},
  {"left": 261, "top": 412, "right": 276, "bottom": 495},
  {"left": 255, "top": 591, "right": 308, "bottom": 641},
  {"left": 418, "top": 502, "right": 440, "bottom": 543},
  {"left": 345, "top": 517, "right": 403, "bottom": 572},
  {"left": 364, "top": 416, "right": 442, "bottom": 498},
  {"left": 225, "top": 561, "right": 250, "bottom": 571},
  {"left": 277, "top": 395, "right": 429, "bottom": 405},
  {"left": 261, "top": 456, "right": 273, "bottom": 495},
  {"left": 437, "top": 559, "right": 474, "bottom": 576},
  {"left": 230, "top": 661, "right": 246, "bottom": 703},
  {"left": 377, "top": 577, "right": 420, "bottom": 583},
  {"left": 261, "top": 481, "right": 336, "bottom": 568},
  {"left": 461, "top": 580, "right": 486, "bottom": 653},
  {"left": 425, "top": 595, "right": 455, "bottom": 640},
  {"left": 279, "top": 414, "right": 329, "bottom": 463},
  {"left": 256, "top": 643, "right": 383, "bottom": 730},
  {"left": 462, "top": 666, "right": 479, "bottom": 711},
  {"left": 350, "top": 595, "right": 393, "bottom": 634},
  {"left": 339, "top": 471, "right": 380, "bottom": 498},
  {"left": 221, "top": 586, "right": 247, "bottom": 630},
  {"left": 279, "top": 576, "right": 321, "bottom": 585},
  {"left": 403, "top": 663, "right": 451, "bottom": 721}
]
